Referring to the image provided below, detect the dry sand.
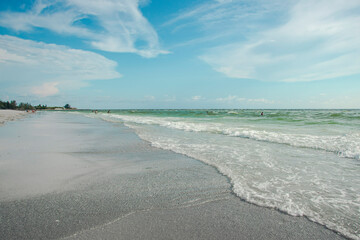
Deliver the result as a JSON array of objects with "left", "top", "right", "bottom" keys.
[
  {"left": 0, "top": 109, "right": 29, "bottom": 126},
  {"left": 0, "top": 112, "right": 347, "bottom": 240}
]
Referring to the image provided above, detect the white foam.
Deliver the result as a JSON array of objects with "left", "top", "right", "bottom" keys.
[
  {"left": 128, "top": 125, "right": 360, "bottom": 240},
  {"left": 85, "top": 112, "right": 360, "bottom": 239},
  {"left": 100, "top": 113, "right": 360, "bottom": 160}
]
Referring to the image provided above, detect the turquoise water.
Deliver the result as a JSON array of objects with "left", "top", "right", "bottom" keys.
[{"left": 78, "top": 109, "right": 360, "bottom": 239}]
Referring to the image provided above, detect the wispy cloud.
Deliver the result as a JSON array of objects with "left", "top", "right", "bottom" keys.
[
  {"left": 163, "top": 1, "right": 219, "bottom": 27},
  {"left": 164, "top": 0, "right": 289, "bottom": 34},
  {"left": 191, "top": 95, "right": 202, "bottom": 101},
  {"left": 32, "top": 82, "right": 59, "bottom": 97},
  {"left": 0, "top": 0, "right": 168, "bottom": 58},
  {"left": 200, "top": 0, "right": 360, "bottom": 82},
  {"left": 144, "top": 95, "right": 155, "bottom": 101},
  {"left": 0, "top": 35, "right": 121, "bottom": 97},
  {"left": 216, "top": 95, "right": 274, "bottom": 104},
  {"left": 216, "top": 95, "right": 240, "bottom": 102}
]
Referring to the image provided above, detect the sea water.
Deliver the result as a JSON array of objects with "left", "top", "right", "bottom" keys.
[{"left": 79, "top": 109, "right": 360, "bottom": 239}]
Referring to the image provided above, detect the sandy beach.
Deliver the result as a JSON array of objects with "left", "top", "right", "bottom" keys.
[
  {"left": 0, "top": 112, "right": 347, "bottom": 240},
  {"left": 0, "top": 109, "right": 29, "bottom": 126}
]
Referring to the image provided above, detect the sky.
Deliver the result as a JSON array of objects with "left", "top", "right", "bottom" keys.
[{"left": 0, "top": 0, "right": 359, "bottom": 109}]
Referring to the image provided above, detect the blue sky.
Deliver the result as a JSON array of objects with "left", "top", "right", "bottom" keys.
[{"left": 0, "top": 0, "right": 359, "bottom": 109}]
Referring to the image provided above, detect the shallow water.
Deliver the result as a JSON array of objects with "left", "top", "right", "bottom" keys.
[{"left": 78, "top": 109, "right": 360, "bottom": 239}]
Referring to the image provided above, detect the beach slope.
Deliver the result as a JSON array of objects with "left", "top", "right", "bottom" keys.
[{"left": 0, "top": 112, "right": 346, "bottom": 239}]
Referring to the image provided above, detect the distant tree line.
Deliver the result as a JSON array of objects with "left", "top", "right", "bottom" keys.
[
  {"left": 0, "top": 100, "right": 34, "bottom": 110},
  {"left": 0, "top": 100, "right": 73, "bottom": 110}
]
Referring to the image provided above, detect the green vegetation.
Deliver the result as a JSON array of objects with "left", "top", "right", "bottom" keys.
[
  {"left": 0, "top": 100, "right": 76, "bottom": 110},
  {"left": 0, "top": 100, "right": 33, "bottom": 110}
]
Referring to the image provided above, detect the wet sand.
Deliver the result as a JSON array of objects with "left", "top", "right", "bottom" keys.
[{"left": 0, "top": 112, "right": 346, "bottom": 239}]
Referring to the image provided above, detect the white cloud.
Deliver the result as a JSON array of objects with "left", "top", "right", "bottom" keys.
[
  {"left": 216, "top": 95, "right": 274, "bottom": 104},
  {"left": 247, "top": 98, "right": 274, "bottom": 104},
  {"left": 0, "top": 35, "right": 121, "bottom": 96},
  {"left": 32, "top": 82, "right": 59, "bottom": 97},
  {"left": 0, "top": 0, "right": 167, "bottom": 58},
  {"left": 216, "top": 95, "right": 239, "bottom": 102},
  {"left": 191, "top": 95, "right": 202, "bottom": 101},
  {"left": 144, "top": 95, "right": 155, "bottom": 101},
  {"left": 164, "top": 0, "right": 288, "bottom": 32},
  {"left": 201, "top": 0, "right": 360, "bottom": 82},
  {"left": 0, "top": 48, "right": 32, "bottom": 64}
]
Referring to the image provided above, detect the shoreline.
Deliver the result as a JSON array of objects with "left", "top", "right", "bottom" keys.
[
  {"left": 0, "top": 112, "right": 348, "bottom": 239},
  {"left": 126, "top": 126, "right": 352, "bottom": 240}
]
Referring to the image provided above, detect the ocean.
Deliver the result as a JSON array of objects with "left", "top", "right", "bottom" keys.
[{"left": 78, "top": 109, "right": 360, "bottom": 239}]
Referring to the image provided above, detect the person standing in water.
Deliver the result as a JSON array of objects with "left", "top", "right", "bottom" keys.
[{"left": 261, "top": 112, "right": 264, "bottom": 116}]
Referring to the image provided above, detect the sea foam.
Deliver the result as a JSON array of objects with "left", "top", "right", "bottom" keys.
[
  {"left": 80, "top": 110, "right": 360, "bottom": 239},
  {"left": 102, "top": 113, "right": 360, "bottom": 160}
]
